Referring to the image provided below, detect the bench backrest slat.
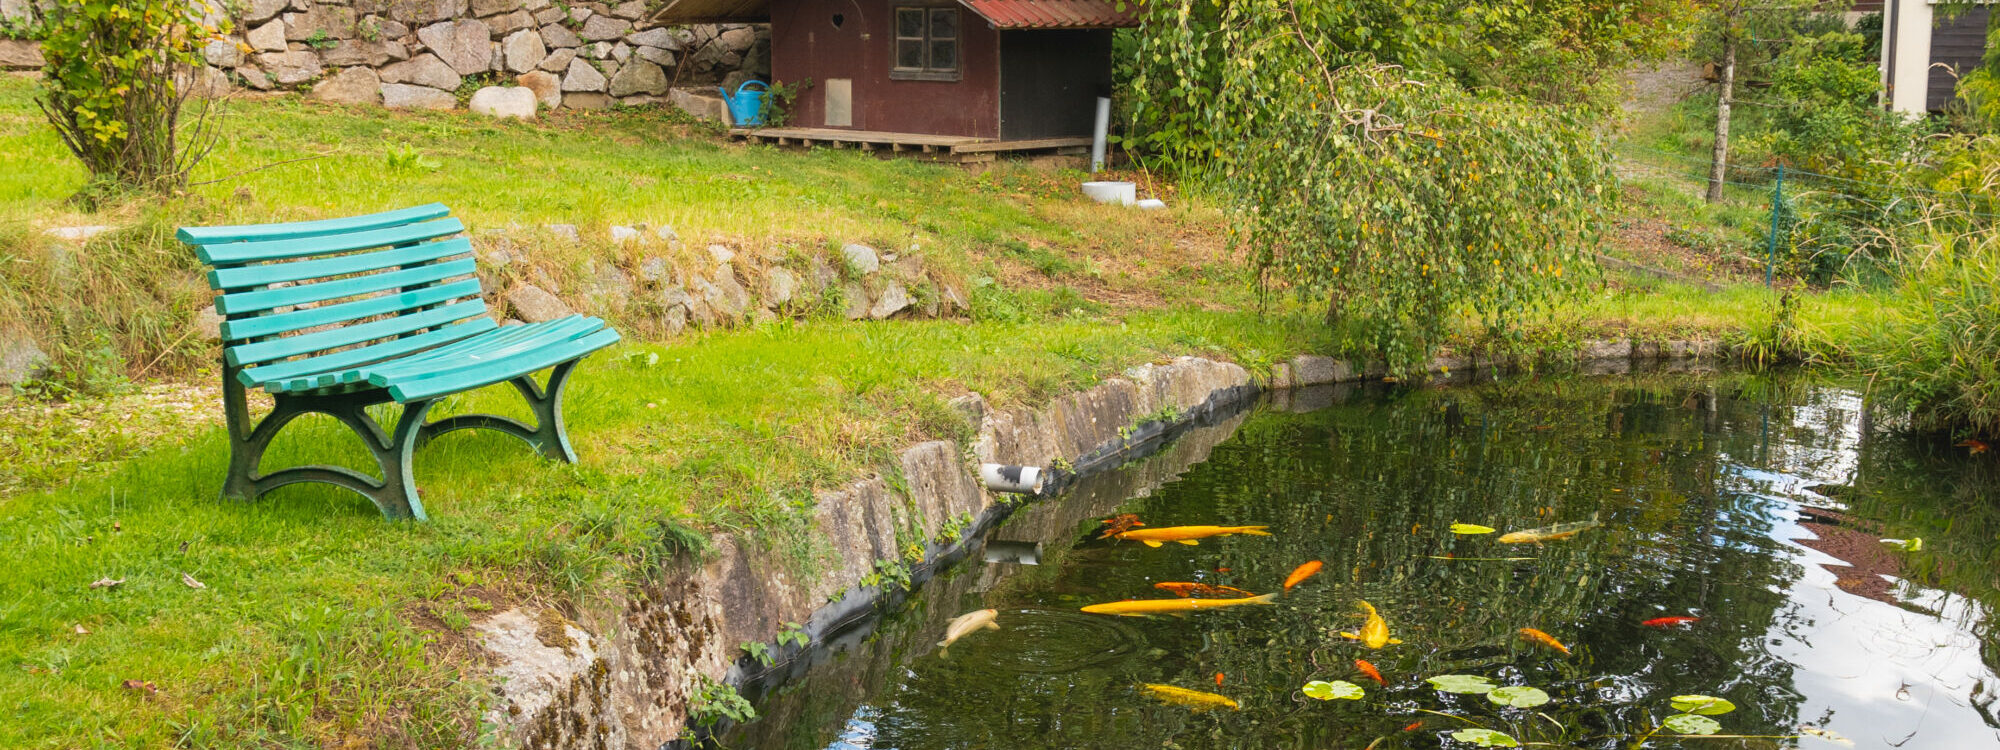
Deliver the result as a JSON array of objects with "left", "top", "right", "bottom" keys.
[{"left": 183, "top": 205, "right": 494, "bottom": 386}]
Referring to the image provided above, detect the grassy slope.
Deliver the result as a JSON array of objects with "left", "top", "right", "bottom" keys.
[{"left": 0, "top": 74, "right": 1880, "bottom": 746}]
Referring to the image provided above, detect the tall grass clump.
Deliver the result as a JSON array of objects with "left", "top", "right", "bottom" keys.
[{"left": 1852, "top": 233, "right": 2000, "bottom": 437}]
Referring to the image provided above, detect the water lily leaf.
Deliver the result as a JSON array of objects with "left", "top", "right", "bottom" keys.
[
  {"left": 1799, "top": 726, "right": 1853, "bottom": 745},
  {"left": 1669, "top": 695, "right": 1736, "bottom": 715},
  {"left": 1487, "top": 685, "right": 1550, "bottom": 708},
  {"left": 1450, "top": 728, "right": 1520, "bottom": 747},
  {"left": 1663, "top": 713, "right": 1722, "bottom": 735},
  {"left": 1425, "top": 674, "right": 1497, "bottom": 694},
  {"left": 1450, "top": 523, "right": 1495, "bottom": 535},
  {"left": 1302, "top": 680, "right": 1364, "bottom": 700}
]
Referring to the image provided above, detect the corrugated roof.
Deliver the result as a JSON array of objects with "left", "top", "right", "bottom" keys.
[{"left": 958, "top": 0, "right": 1141, "bottom": 29}]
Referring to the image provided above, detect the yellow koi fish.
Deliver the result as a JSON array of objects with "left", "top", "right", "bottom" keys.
[
  {"left": 1115, "top": 525, "right": 1272, "bottom": 548},
  {"left": 1518, "top": 627, "right": 1571, "bottom": 655},
  {"left": 1139, "top": 683, "right": 1240, "bottom": 711},
  {"left": 1338, "top": 600, "right": 1404, "bottom": 648},
  {"left": 937, "top": 609, "right": 999, "bottom": 656},
  {"left": 1497, "top": 513, "right": 1602, "bottom": 544},
  {"left": 1081, "top": 593, "right": 1280, "bottom": 616}
]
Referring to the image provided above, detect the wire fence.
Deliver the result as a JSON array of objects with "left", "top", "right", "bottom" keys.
[{"left": 1612, "top": 144, "right": 2000, "bottom": 285}]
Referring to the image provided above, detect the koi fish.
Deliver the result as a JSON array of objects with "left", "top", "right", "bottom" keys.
[
  {"left": 1116, "top": 525, "right": 1272, "bottom": 548},
  {"left": 1957, "top": 439, "right": 1990, "bottom": 455},
  {"left": 1214, "top": 672, "right": 1225, "bottom": 686},
  {"left": 1355, "top": 659, "right": 1385, "bottom": 685},
  {"left": 1498, "top": 513, "right": 1602, "bottom": 544},
  {"left": 1098, "top": 513, "right": 1146, "bottom": 539},
  {"left": 1284, "top": 561, "right": 1324, "bottom": 591},
  {"left": 1081, "top": 593, "right": 1280, "bottom": 616},
  {"left": 1641, "top": 616, "right": 1701, "bottom": 628},
  {"left": 1154, "top": 582, "right": 1256, "bottom": 598},
  {"left": 1139, "top": 683, "right": 1240, "bottom": 711},
  {"left": 1518, "top": 627, "right": 1571, "bottom": 655},
  {"left": 937, "top": 609, "right": 999, "bottom": 655},
  {"left": 1337, "top": 601, "right": 1402, "bottom": 648},
  {"left": 1402, "top": 721, "right": 1424, "bottom": 732}
]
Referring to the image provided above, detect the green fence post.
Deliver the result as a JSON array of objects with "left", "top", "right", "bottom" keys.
[{"left": 1766, "top": 165, "right": 1784, "bottom": 288}]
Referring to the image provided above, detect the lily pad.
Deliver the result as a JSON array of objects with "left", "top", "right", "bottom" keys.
[
  {"left": 1450, "top": 728, "right": 1520, "bottom": 747},
  {"left": 1425, "top": 674, "right": 1497, "bottom": 694},
  {"left": 1663, "top": 713, "right": 1723, "bottom": 735},
  {"left": 1450, "top": 523, "right": 1496, "bottom": 535},
  {"left": 1301, "top": 680, "right": 1365, "bottom": 700},
  {"left": 1487, "top": 685, "right": 1550, "bottom": 708},
  {"left": 1669, "top": 694, "right": 1737, "bottom": 715}
]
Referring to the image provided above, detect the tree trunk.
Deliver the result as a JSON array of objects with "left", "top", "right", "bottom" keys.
[{"left": 1706, "top": 30, "right": 1738, "bottom": 204}]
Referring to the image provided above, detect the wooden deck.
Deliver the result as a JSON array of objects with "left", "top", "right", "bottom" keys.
[{"left": 730, "top": 127, "right": 1091, "bottom": 163}]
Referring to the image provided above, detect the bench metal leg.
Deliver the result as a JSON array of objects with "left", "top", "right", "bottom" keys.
[
  {"left": 417, "top": 359, "right": 581, "bottom": 463},
  {"left": 220, "top": 368, "right": 438, "bottom": 521}
]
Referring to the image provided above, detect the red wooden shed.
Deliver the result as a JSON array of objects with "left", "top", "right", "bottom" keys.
[{"left": 650, "top": 0, "right": 1138, "bottom": 156}]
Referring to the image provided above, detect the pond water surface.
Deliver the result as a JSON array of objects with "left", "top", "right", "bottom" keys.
[{"left": 719, "top": 372, "right": 2000, "bottom": 750}]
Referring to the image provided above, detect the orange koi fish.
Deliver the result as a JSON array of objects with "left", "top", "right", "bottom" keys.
[
  {"left": 1518, "top": 627, "right": 1571, "bottom": 655},
  {"left": 1402, "top": 721, "right": 1424, "bottom": 732},
  {"left": 1641, "top": 616, "right": 1701, "bottom": 628},
  {"left": 1115, "top": 525, "right": 1272, "bottom": 548},
  {"left": 1081, "top": 593, "right": 1279, "bottom": 616},
  {"left": 1355, "top": 659, "right": 1385, "bottom": 685},
  {"left": 1155, "top": 582, "right": 1256, "bottom": 598},
  {"left": 1214, "top": 672, "right": 1225, "bottom": 686},
  {"left": 1098, "top": 513, "right": 1146, "bottom": 539},
  {"left": 1957, "top": 439, "right": 1990, "bottom": 455},
  {"left": 1283, "top": 561, "right": 1324, "bottom": 591}
]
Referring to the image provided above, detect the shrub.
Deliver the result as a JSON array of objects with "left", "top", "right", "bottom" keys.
[
  {"left": 33, "top": 0, "right": 228, "bottom": 196},
  {"left": 1852, "top": 235, "right": 2000, "bottom": 437}
]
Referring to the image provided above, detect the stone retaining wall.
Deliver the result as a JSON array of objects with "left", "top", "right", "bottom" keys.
[{"left": 0, "top": 1, "right": 765, "bottom": 115}]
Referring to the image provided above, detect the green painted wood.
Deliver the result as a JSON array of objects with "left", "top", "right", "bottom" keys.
[
  {"left": 361, "top": 316, "right": 603, "bottom": 381},
  {"left": 178, "top": 203, "right": 449, "bottom": 246},
  {"left": 239, "top": 318, "right": 497, "bottom": 390},
  {"left": 285, "top": 318, "right": 567, "bottom": 391},
  {"left": 221, "top": 279, "right": 483, "bottom": 341},
  {"left": 388, "top": 329, "right": 620, "bottom": 402},
  {"left": 225, "top": 300, "right": 487, "bottom": 367},
  {"left": 207, "top": 236, "right": 472, "bottom": 292},
  {"left": 195, "top": 218, "right": 465, "bottom": 265},
  {"left": 216, "top": 255, "right": 477, "bottom": 315}
]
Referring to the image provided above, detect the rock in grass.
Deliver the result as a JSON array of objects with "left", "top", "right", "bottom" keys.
[
  {"left": 869, "top": 281, "right": 910, "bottom": 320},
  {"left": 516, "top": 70, "right": 561, "bottom": 109},
  {"left": 312, "top": 67, "right": 382, "bottom": 105},
  {"left": 842, "top": 281, "right": 870, "bottom": 320},
  {"left": 507, "top": 284, "right": 574, "bottom": 323},
  {"left": 545, "top": 224, "right": 581, "bottom": 243},
  {"left": 0, "top": 330, "right": 50, "bottom": 387},
  {"left": 468, "top": 86, "right": 537, "bottom": 119},
  {"left": 842, "top": 243, "right": 880, "bottom": 275},
  {"left": 764, "top": 267, "right": 798, "bottom": 308}
]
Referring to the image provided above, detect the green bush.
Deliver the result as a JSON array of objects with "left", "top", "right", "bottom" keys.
[{"left": 33, "top": 0, "right": 228, "bottom": 195}]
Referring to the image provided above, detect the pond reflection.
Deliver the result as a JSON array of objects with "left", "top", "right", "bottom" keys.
[{"left": 720, "top": 373, "right": 2000, "bottom": 749}]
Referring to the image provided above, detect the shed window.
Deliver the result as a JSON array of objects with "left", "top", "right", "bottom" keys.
[{"left": 891, "top": 7, "right": 959, "bottom": 81}]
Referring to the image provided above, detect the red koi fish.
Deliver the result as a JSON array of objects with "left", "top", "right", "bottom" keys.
[
  {"left": 1214, "top": 672, "right": 1225, "bottom": 686},
  {"left": 1641, "top": 616, "right": 1702, "bottom": 628},
  {"left": 1403, "top": 721, "right": 1424, "bottom": 732},
  {"left": 1284, "top": 561, "right": 1324, "bottom": 591},
  {"left": 1354, "top": 659, "right": 1385, "bottom": 685},
  {"left": 1957, "top": 439, "right": 1990, "bottom": 455},
  {"left": 1098, "top": 513, "right": 1146, "bottom": 539},
  {"left": 1155, "top": 582, "right": 1256, "bottom": 598}
]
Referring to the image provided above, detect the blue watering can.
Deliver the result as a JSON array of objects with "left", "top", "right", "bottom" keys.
[{"left": 720, "top": 80, "right": 769, "bottom": 127}]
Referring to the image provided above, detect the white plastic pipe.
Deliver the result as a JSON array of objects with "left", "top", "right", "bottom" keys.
[
  {"left": 978, "top": 464, "right": 1043, "bottom": 494},
  {"left": 1089, "top": 96, "right": 1111, "bottom": 173}
]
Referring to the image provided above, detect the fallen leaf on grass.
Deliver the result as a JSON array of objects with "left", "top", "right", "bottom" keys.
[
  {"left": 122, "top": 679, "right": 158, "bottom": 694},
  {"left": 89, "top": 578, "right": 124, "bottom": 590},
  {"left": 73, "top": 624, "right": 89, "bottom": 635},
  {"left": 181, "top": 573, "right": 207, "bottom": 590}
]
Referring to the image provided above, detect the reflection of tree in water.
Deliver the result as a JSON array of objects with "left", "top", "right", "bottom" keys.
[{"left": 724, "top": 374, "right": 2000, "bottom": 749}]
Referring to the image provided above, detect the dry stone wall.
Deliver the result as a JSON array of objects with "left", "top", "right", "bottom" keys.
[{"left": 0, "top": 0, "right": 768, "bottom": 115}]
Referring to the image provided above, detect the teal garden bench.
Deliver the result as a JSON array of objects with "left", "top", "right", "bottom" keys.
[{"left": 180, "top": 204, "right": 620, "bottom": 520}]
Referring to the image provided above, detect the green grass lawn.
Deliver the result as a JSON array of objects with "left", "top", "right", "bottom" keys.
[{"left": 0, "top": 72, "right": 1898, "bottom": 747}]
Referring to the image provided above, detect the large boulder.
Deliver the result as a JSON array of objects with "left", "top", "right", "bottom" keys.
[
  {"left": 606, "top": 58, "right": 665, "bottom": 97},
  {"left": 256, "top": 50, "right": 323, "bottom": 86},
  {"left": 202, "top": 39, "right": 242, "bottom": 69},
  {"left": 560, "top": 57, "right": 607, "bottom": 92},
  {"left": 471, "top": 0, "right": 523, "bottom": 15},
  {"left": 417, "top": 19, "right": 493, "bottom": 75},
  {"left": 283, "top": 5, "right": 357, "bottom": 42},
  {"left": 468, "top": 86, "right": 537, "bottom": 119},
  {"left": 381, "top": 83, "right": 457, "bottom": 109},
  {"left": 501, "top": 28, "right": 546, "bottom": 73},
  {"left": 246, "top": 19, "right": 288, "bottom": 52},
  {"left": 626, "top": 28, "right": 681, "bottom": 50},
  {"left": 242, "top": 0, "right": 289, "bottom": 24},
  {"left": 381, "top": 53, "right": 462, "bottom": 90},
  {"left": 579, "top": 15, "right": 630, "bottom": 41},
  {"left": 311, "top": 67, "right": 383, "bottom": 105},
  {"left": 541, "top": 23, "right": 582, "bottom": 49},
  {"left": 516, "top": 70, "right": 562, "bottom": 109},
  {"left": 486, "top": 9, "right": 536, "bottom": 36},
  {"left": 320, "top": 39, "right": 411, "bottom": 67},
  {"left": 842, "top": 243, "right": 880, "bottom": 275},
  {"left": 634, "top": 46, "right": 674, "bottom": 66},
  {"left": 539, "top": 47, "right": 577, "bottom": 73},
  {"left": 390, "top": 0, "right": 470, "bottom": 25}
]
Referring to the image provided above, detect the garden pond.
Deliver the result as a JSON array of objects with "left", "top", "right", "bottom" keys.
[{"left": 715, "top": 371, "right": 2000, "bottom": 749}]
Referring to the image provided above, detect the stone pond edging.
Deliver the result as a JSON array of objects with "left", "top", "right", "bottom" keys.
[{"left": 466, "top": 338, "right": 1722, "bottom": 748}]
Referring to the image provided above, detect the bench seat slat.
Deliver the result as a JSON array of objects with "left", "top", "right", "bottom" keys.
[
  {"left": 362, "top": 316, "right": 605, "bottom": 381},
  {"left": 209, "top": 236, "right": 473, "bottom": 291},
  {"left": 387, "top": 328, "right": 622, "bottom": 402},
  {"left": 226, "top": 300, "right": 488, "bottom": 367},
  {"left": 242, "top": 318, "right": 498, "bottom": 390},
  {"left": 195, "top": 218, "right": 466, "bottom": 267},
  {"left": 216, "top": 255, "right": 478, "bottom": 315},
  {"left": 177, "top": 203, "right": 450, "bottom": 246},
  {"left": 222, "top": 278, "right": 482, "bottom": 341},
  {"left": 275, "top": 317, "right": 576, "bottom": 392}
]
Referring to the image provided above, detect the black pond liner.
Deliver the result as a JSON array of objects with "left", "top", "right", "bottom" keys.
[{"left": 669, "top": 381, "right": 1260, "bottom": 748}]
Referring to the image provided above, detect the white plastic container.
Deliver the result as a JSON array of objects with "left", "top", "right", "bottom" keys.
[
  {"left": 1080, "top": 181, "right": 1137, "bottom": 206},
  {"left": 1136, "top": 198, "right": 1167, "bottom": 211}
]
